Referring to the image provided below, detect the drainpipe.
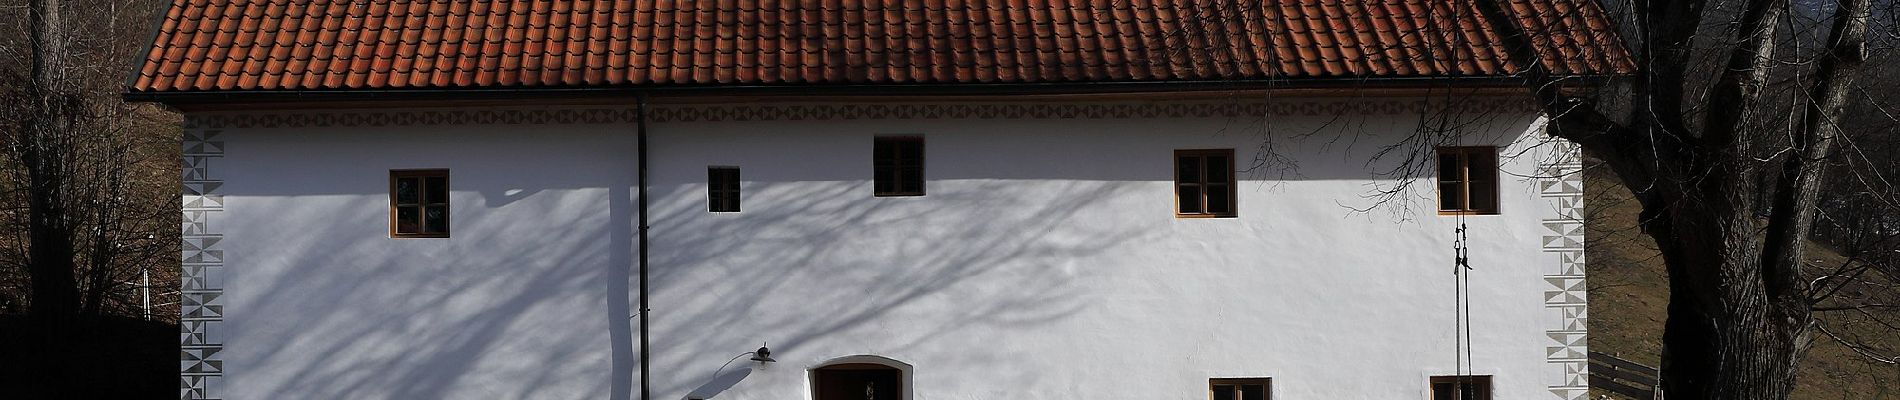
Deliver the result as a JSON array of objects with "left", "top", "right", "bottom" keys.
[{"left": 636, "top": 94, "right": 652, "bottom": 400}]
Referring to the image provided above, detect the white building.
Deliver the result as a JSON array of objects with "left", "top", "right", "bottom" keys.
[{"left": 131, "top": 1, "right": 1630, "bottom": 399}]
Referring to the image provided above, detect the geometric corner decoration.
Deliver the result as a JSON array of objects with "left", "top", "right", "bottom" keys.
[
  {"left": 1539, "top": 141, "right": 1589, "bottom": 400},
  {"left": 181, "top": 117, "right": 225, "bottom": 400}
]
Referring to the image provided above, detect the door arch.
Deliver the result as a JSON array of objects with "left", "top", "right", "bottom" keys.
[{"left": 809, "top": 355, "right": 911, "bottom": 400}]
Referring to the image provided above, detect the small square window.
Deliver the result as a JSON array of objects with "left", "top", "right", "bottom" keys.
[
  {"left": 1430, "top": 375, "right": 1492, "bottom": 400},
  {"left": 874, "top": 137, "right": 924, "bottom": 197},
  {"left": 1437, "top": 146, "right": 1499, "bottom": 215},
  {"left": 708, "top": 167, "right": 741, "bottom": 213},
  {"left": 390, "top": 169, "right": 449, "bottom": 238},
  {"left": 1176, "top": 149, "right": 1237, "bottom": 217},
  {"left": 1209, "top": 378, "right": 1269, "bottom": 400}
]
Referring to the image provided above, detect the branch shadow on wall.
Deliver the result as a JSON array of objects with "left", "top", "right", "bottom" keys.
[
  {"left": 224, "top": 149, "right": 637, "bottom": 399},
  {"left": 643, "top": 175, "right": 1149, "bottom": 397},
  {"left": 210, "top": 103, "right": 1549, "bottom": 399},
  {"left": 219, "top": 159, "right": 1147, "bottom": 399}
]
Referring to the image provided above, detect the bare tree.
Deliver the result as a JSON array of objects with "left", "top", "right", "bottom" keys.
[
  {"left": 1465, "top": 0, "right": 1896, "bottom": 398},
  {"left": 13, "top": 0, "right": 82, "bottom": 325},
  {"left": 1, "top": 0, "right": 179, "bottom": 325}
]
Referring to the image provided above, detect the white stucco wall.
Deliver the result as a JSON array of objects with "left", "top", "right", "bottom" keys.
[
  {"left": 200, "top": 118, "right": 642, "bottom": 399},
  {"left": 183, "top": 99, "right": 1586, "bottom": 400}
]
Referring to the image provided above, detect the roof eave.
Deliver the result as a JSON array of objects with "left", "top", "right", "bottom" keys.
[{"left": 123, "top": 75, "right": 1628, "bottom": 108}]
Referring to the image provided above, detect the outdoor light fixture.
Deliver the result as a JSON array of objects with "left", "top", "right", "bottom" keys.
[
  {"left": 686, "top": 345, "right": 777, "bottom": 398},
  {"left": 749, "top": 346, "right": 776, "bottom": 363}
]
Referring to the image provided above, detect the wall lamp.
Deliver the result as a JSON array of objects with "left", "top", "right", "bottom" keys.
[
  {"left": 749, "top": 346, "right": 776, "bottom": 363},
  {"left": 684, "top": 344, "right": 779, "bottom": 399}
]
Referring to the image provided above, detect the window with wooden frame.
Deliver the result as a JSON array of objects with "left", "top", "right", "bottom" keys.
[
  {"left": 1430, "top": 375, "right": 1492, "bottom": 400},
  {"left": 1437, "top": 146, "right": 1499, "bottom": 215},
  {"left": 1209, "top": 377, "right": 1269, "bottom": 400},
  {"left": 708, "top": 166, "right": 741, "bottom": 213},
  {"left": 390, "top": 169, "right": 450, "bottom": 238},
  {"left": 1176, "top": 149, "right": 1237, "bottom": 217},
  {"left": 874, "top": 136, "right": 924, "bottom": 196}
]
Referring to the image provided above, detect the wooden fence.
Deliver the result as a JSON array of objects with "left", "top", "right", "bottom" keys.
[{"left": 1589, "top": 351, "right": 1659, "bottom": 400}]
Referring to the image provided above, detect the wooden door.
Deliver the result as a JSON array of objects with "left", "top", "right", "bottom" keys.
[{"left": 812, "top": 363, "right": 903, "bottom": 400}]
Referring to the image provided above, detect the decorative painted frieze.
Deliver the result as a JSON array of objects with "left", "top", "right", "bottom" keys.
[
  {"left": 180, "top": 120, "right": 226, "bottom": 400},
  {"left": 183, "top": 98, "right": 1537, "bottom": 127},
  {"left": 1539, "top": 142, "right": 1589, "bottom": 400}
]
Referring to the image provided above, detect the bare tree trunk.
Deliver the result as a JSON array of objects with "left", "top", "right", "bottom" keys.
[
  {"left": 21, "top": 0, "right": 80, "bottom": 324},
  {"left": 1688, "top": 1, "right": 1877, "bottom": 397},
  {"left": 1764, "top": 0, "right": 1871, "bottom": 296},
  {"left": 1468, "top": 0, "right": 1884, "bottom": 397},
  {"left": 1648, "top": 0, "right": 1872, "bottom": 397},
  {"left": 1653, "top": 216, "right": 1807, "bottom": 399}
]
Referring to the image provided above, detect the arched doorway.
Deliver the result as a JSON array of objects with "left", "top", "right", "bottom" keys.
[{"left": 810, "top": 356, "right": 910, "bottom": 400}]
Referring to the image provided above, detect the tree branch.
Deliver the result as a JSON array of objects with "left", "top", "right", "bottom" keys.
[
  {"left": 1700, "top": 0, "right": 1793, "bottom": 148},
  {"left": 1816, "top": 319, "right": 1900, "bottom": 364},
  {"left": 1469, "top": 0, "right": 1678, "bottom": 205},
  {"left": 1633, "top": 0, "right": 1709, "bottom": 138},
  {"left": 1813, "top": 303, "right": 1898, "bottom": 312},
  {"left": 1761, "top": 0, "right": 1874, "bottom": 302}
]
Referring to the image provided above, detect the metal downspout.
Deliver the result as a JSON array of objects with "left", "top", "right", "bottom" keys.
[{"left": 636, "top": 95, "right": 651, "bottom": 400}]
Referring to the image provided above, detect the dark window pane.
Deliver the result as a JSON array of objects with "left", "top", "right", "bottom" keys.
[
  {"left": 424, "top": 176, "right": 447, "bottom": 204},
  {"left": 1432, "top": 382, "right": 1456, "bottom": 400},
  {"left": 1441, "top": 182, "right": 1464, "bottom": 210},
  {"left": 1468, "top": 181, "right": 1496, "bottom": 212},
  {"left": 396, "top": 206, "right": 420, "bottom": 234},
  {"left": 874, "top": 139, "right": 893, "bottom": 165},
  {"left": 1178, "top": 155, "right": 1201, "bottom": 183},
  {"left": 899, "top": 140, "right": 923, "bottom": 167},
  {"left": 1439, "top": 153, "right": 1461, "bottom": 182},
  {"left": 1206, "top": 184, "right": 1231, "bottom": 214},
  {"left": 708, "top": 192, "right": 729, "bottom": 212},
  {"left": 900, "top": 167, "right": 923, "bottom": 194},
  {"left": 874, "top": 138, "right": 922, "bottom": 195},
  {"left": 1467, "top": 151, "right": 1497, "bottom": 182},
  {"left": 875, "top": 169, "right": 895, "bottom": 193},
  {"left": 424, "top": 205, "right": 448, "bottom": 233},
  {"left": 709, "top": 168, "right": 740, "bottom": 212},
  {"left": 396, "top": 177, "right": 420, "bottom": 205},
  {"left": 1206, "top": 155, "right": 1230, "bottom": 183},
  {"left": 1178, "top": 185, "right": 1203, "bottom": 213},
  {"left": 1212, "top": 385, "right": 1236, "bottom": 400},
  {"left": 874, "top": 138, "right": 922, "bottom": 196},
  {"left": 1239, "top": 384, "right": 1266, "bottom": 400}
]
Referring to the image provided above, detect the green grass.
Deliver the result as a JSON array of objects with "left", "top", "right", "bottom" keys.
[{"left": 1583, "top": 165, "right": 1900, "bottom": 400}]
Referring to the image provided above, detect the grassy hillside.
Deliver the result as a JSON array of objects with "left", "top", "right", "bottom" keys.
[{"left": 1584, "top": 165, "right": 1900, "bottom": 399}]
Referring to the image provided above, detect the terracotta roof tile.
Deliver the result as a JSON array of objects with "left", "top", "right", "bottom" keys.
[{"left": 130, "top": 0, "right": 1633, "bottom": 93}]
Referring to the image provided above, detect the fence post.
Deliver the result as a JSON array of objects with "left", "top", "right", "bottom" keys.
[{"left": 141, "top": 267, "right": 151, "bottom": 321}]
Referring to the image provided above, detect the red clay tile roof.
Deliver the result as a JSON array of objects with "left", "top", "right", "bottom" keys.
[{"left": 130, "top": 0, "right": 1633, "bottom": 93}]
